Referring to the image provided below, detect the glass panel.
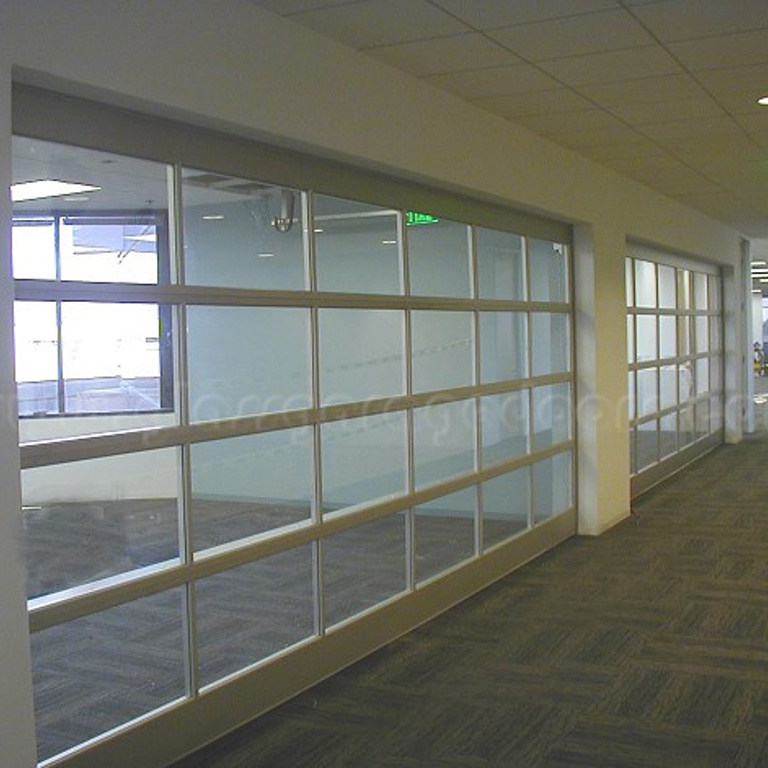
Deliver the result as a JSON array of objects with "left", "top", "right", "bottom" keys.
[
  {"left": 708, "top": 275, "right": 721, "bottom": 311},
  {"left": 413, "top": 399, "right": 476, "bottom": 488},
  {"left": 711, "top": 355, "right": 723, "bottom": 393},
  {"left": 710, "top": 394, "right": 724, "bottom": 431},
  {"left": 694, "top": 272, "right": 708, "bottom": 310},
  {"left": 659, "top": 315, "right": 676, "bottom": 359},
  {"left": 659, "top": 412, "right": 677, "bottom": 459},
  {"left": 627, "top": 315, "right": 635, "bottom": 362},
  {"left": 32, "top": 589, "right": 185, "bottom": 762},
  {"left": 11, "top": 217, "right": 56, "bottom": 279},
  {"left": 183, "top": 169, "right": 306, "bottom": 291},
  {"left": 679, "top": 362, "right": 694, "bottom": 403},
  {"left": 196, "top": 545, "right": 315, "bottom": 688},
  {"left": 314, "top": 195, "right": 400, "bottom": 294},
  {"left": 677, "top": 269, "right": 691, "bottom": 310},
  {"left": 678, "top": 316, "right": 692, "bottom": 357},
  {"left": 634, "top": 260, "right": 656, "bottom": 308},
  {"left": 481, "top": 389, "right": 529, "bottom": 466},
  {"left": 695, "top": 400, "right": 710, "bottom": 439},
  {"left": 628, "top": 371, "right": 636, "bottom": 421},
  {"left": 680, "top": 401, "right": 695, "bottom": 447},
  {"left": 408, "top": 217, "right": 471, "bottom": 297},
  {"left": 476, "top": 227, "right": 525, "bottom": 300},
  {"left": 695, "top": 315, "right": 709, "bottom": 354},
  {"left": 479, "top": 312, "right": 527, "bottom": 383},
  {"left": 625, "top": 259, "right": 634, "bottom": 307},
  {"left": 635, "top": 315, "right": 657, "bottom": 362},
  {"left": 630, "top": 427, "right": 637, "bottom": 475},
  {"left": 22, "top": 448, "right": 180, "bottom": 600},
  {"left": 532, "top": 382, "right": 571, "bottom": 450},
  {"left": 323, "top": 513, "right": 407, "bottom": 627},
  {"left": 320, "top": 309, "right": 404, "bottom": 404},
  {"left": 415, "top": 487, "right": 476, "bottom": 583},
  {"left": 411, "top": 311, "right": 474, "bottom": 393},
  {"left": 658, "top": 264, "right": 676, "bottom": 309},
  {"left": 531, "top": 313, "right": 570, "bottom": 377},
  {"left": 191, "top": 427, "right": 314, "bottom": 552},
  {"left": 695, "top": 358, "right": 710, "bottom": 395},
  {"left": 321, "top": 412, "right": 407, "bottom": 514},
  {"left": 709, "top": 316, "right": 722, "bottom": 352},
  {"left": 659, "top": 365, "right": 677, "bottom": 410},
  {"left": 482, "top": 468, "right": 529, "bottom": 548},
  {"left": 533, "top": 451, "right": 572, "bottom": 522},
  {"left": 187, "top": 306, "right": 311, "bottom": 422},
  {"left": 14, "top": 300, "right": 59, "bottom": 416},
  {"left": 636, "top": 420, "right": 659, "bottom": 471},
  {"left": 637, "top": 367, "right": 658, "bottom": 417},
  {"left": 529, "top": 239, "right": 568, "bottom": 303}
]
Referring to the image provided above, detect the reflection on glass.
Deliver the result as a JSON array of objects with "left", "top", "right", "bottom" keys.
[
  {"left": 529, "top": 240, "right": 568, "bottom": 303},
  {"left": 191, "top": 427, "right": 314, "bottom": 552},
  {"left": 320, "top": 309, "right": 404, "bottom": 404},
  {"left": 678, "top": 362, "right": 694, "bottom": 404},
  {"left": 659, "top": 365, "right": 677, "bottom": 410},
  {"left": 480, "top": 312, "right": 527, "bottom": 383},
  {"left": 408, "top": 218, "right": 471, "bottom": 297},
  {"left": 31, "top": 589, "right": 185, "bottom": 762},
  {"left": 413, "top": 400, "right": 476, "bottom": 488},
  {"left": 196, "top": 546, "right": 314, "bottom": 687},
  {"left": 635, "top": 260, "right": 656, "bottom": 308},
  {"left": 22, "top": 448, "right": 180, "bottom": 599},
  {"left": 635, "top": 315, "right": 657, "bottom": 362},
  {"left": 411, "top": 311, "right": 474, "bottom": 393},
  {"left": 482, "top": 468, "right": 529, "bottom": 548},
  {"left": 636, "top": 420, "right": 659, "bottom": 471},
  {"left": 481, "top": 389, "right": 529, "bottom": 466},
  {"left": 187, "top": 306, "right": 311, "bottom": 422},
  {"left": 531, "top": 313, "right": 570, "bottom": 376},
  {"left": 183, "top": 169, "right": 306, "bottom": 291},
  {"left": 321, "top": 412, "right": 407, "bottom": 514},
  {"left": 532, "top": 383, "right": 571, "bottom": 450},
  {"left": 658, "top": 265, "right": 676, "bottom": 309},
  {"left": 314, "top": 195, "right": 400, "bottom": 294},
  {"left": 476, "top": 227, "right": 525, "bottom": 300},
  {"left": 677, "top": 269, "right": 691, "bottom": 310},
  {"left": 533, "top": 451, "right": 572, "bottom": 522},
  {"left": 659, "top": 412, "right": 677, "bottom": 459},
  {"left": 324, "top": 514, "right": 406, "bottom": 627},
  {"left": 415, "top": 487, "right": 476, "bottom": 583},
  {"left": 678, "top": 316, "right": 692, "bottom": 357}
]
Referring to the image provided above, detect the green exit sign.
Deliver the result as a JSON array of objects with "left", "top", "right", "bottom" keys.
[{"left": 406, "top": 211, "right": 439, "bottom": 226}]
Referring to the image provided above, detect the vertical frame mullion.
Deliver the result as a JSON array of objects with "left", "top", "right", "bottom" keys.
[
  {"left": 471, "top": 225, "right": 483, "bottom": 553},
  {"left": 53, "top": 215, "right": 66, "bottom": 414}
]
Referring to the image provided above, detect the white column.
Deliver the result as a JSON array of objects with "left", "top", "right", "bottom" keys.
[{"left": 0, "top": 66, "right": 38, "bottom": 767}]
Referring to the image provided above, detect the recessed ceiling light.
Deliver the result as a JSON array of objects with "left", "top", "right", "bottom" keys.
[
  {"left": 382, "top": 239, "right": 397, "bottom": 245},
  {"left": 11, "top": 179, "right": 101, "bottom": 203},
  {"left": 203, "top": 214, "right": 224, "bottom": 221},
  {"left": 258, "top": 253, "right": 275, "bottom": 259},
  {"left": 760, "top": 279, "right": 768, "bottom": 283},
  {"left": 758, "top": 97, "right": 768, "bottom": 106},
  {"left": 314, "top": 228, "right": 324, "bottom": 233}
]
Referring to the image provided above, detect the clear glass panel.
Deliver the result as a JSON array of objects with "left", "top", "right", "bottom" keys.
[
  {"left": 695, "top": 357, "right": 710, "bottom": 395},
  {"left": 637, "top": 367, "right": 658, "bottom": 417},
  {"left": 627, "top": 315, "right": 635, "bottom": 362},
  {"left": 531, "top": 313, "right": 570, "bottom": 377},
  {"left": 635, "top": 315, "right": 657, "bottom": 362},
  {"left": 529, "top": 239, "right": 568, "bottom": 303},
  {"left": 711, "top": 394, "right": 724, "bottom": 431},
  {"left": 323, "top": 513, "right": 407, "bottom": 627},
  {"left": 708, "top": 275, "right": 721, "bottom": 311},
  {"left": 22, "top": 448, "right": 180, "bottom": 599},
  {"left": 659, "top": 365, "right": 677, "bottom": 410},
  {"left": 11, "top": 217, "right": 56, "bottom": 279},
  {"left": 658, "top": 265, "right": 676, "bottom": 309},
  {"left": 415, "top": 487, "right": 476, "bottom": 583},
  {"left": 413, "top": 399, "right": 476, "bottom": 488},
  {"left": 479, "top": 312, "right": 527, "bottom": 383},
  {"left": 694, "top": 272, "right": 708, "bottom": 310},
  {"left": 628, "top": 371, "right": 636, "bottom": 421},
  {"left": 695, "top": 399, "right": 710, "bottom": 439},
  {"left": 709, "top": 316, "right": 722, "bottom": 352},
  {"left": 659, "top": 412, "right": 677, "bottom": 459},
  {"left": 14, "top": 300, "right": 59, "bottom": 416},
  {"left": 678, "top": 316, "right": 692, "bottom": 357},
  {"left": 695, "top": 315, "right": 709, "bottom": 354},
  {"left": 481, "top": 389, "right": 529, "bottom": 466},
  {"left": 679, "top": 362, "right": 694, "bottom": 403},
  {"left": 408, "top": 217, "right": 471, "bottom": 297},
  {"left": 482, "top": 468, "right": 530, "bottom": 548},
  {"left": 677, "top": 269, "right": 691, "bottom": 310},
  {"left": 196, "top": 545, "right": 315, "bottom": 688},
  {"left": 314, "top": 195, "right": 400, "bottom": 294},
  {"left": 187, "top": 306, "right": 311, "bottom": 422},
  {"left": 679, "top": 401, "right": 695, "bottom": 447},
  {"left": 711, "top": 355, "right": 723, "bottom": 393},
  {"left": 321, "top": 412, "right": 407, "bottom": 514},
  {"left": 476, "top": 227, "right": 525, "bottom": 300},
  {"left": 636, "top": 420, "right": 659, "bottom": 471},
  {"left": 533, "top": 451, "right": 572, "bottom": 522},
  {"left": 411, "top": 311, "right": 474, "bottom": 393},
  {"left": 31, "top": 589, "right": 185, "bottom": 763},
  {"left": 634, "top": 260, "right": 657, "bottom": 308},
  {"left": 532, "top": 382, "right": 571, "bottom": 450},
  {"left": 191, "top": 427, "right": 314, "bottom": 552},
  {"left": 659, "top": 315, "right": 676, "bottom": 359},
  {"left": 625, "top": 259, "right": 634, "bottom": 308},
  {"left": 320, "top": 309, "right": 404, "bottom": 405},
  {"left": 183, "top": 169, "right": 306, "bottom": 291}
]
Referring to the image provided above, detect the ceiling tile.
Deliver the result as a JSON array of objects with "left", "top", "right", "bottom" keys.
[
  {"left": 429, "top": 0, "right": 619, "bottom": 30},
  {"left": 607, "top": 96, "right": 726, "bottom": 125},
  {"left": 715, "top": 90, "right": 768, "bottom": 117},
  {"left": 472, "top": 88, "right": 594, "bottom": 118},
  {"left": 630, "top": 0, "right": 768, "bottom": 43},
  {"left": 668, "top": 29, "right": 768, "bottom": 71},
  {"left": 488, "top": 9, "right": 654, "bottom": 61},
  {"left": 538, "top": 46, "right": 681, "bottom": 86},
  {"left": 513, "top": 108, "right": 626, "bottom": 135},
  {"left": 368, "top": 33, "right": 520, "bottom": 76},
  {"left": 248, "top": 0, "right": 358, "bottom": 15},
  {"left": 580, "top": 138, "right": 669, "bottom": 162},
  {"left": 637, "top": 116, "right": 747, "bottom": 143},
  {"left": 544, "top": 124, "right": 650, "bottom": 149},
  {"left": 288, "top": 0, "right": 469, "bottom": 49},
  {"left": 426, "top": 64, "right": 562, "bottom": 99},
  {"left": 578, "top": 73, "right": 708, "bottom": 106}
]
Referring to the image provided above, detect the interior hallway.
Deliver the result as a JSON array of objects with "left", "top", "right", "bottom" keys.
[{"left": 172, "top": 413, "right": 768, "bottom": 767}]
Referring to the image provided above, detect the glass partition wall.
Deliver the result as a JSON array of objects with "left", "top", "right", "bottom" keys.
[
  {"left": 12, "top": 128, "right": 574, "bottom": 765},
  {"left": 626, "top": 249, "right": 724, "bottom": 495}
]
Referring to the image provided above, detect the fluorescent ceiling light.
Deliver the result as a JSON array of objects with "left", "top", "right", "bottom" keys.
[
  {"left": 758, "top": 97, "right": 768, "bottom": 106},
  {"left": 203, "top": 214, "right": 224, "bottom": 221},
  {"left": 753, "top": 260, "right": 767, "bottom": 265},
  {"left": 11, "top": 179, "right": 101, "bottom": 202},
  {"left": 257, "top": 253, "right": 275, "bottom": 259}
]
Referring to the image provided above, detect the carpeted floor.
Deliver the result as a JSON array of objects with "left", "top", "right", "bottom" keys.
[{"left": 171, "top": 396, "right": 768, "bottom": 768}]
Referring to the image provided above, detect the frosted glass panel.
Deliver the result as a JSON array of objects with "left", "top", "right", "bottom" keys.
[
  {"left": 476, "top": 227, "right": 525, "bottom": 300},
  {"left": 658, "top": 265, "right": 676, "bottom": 309},
  {"left": 191, "top": 427, "right": 314, "bottom": 552},
  {"left": 413, "top": 399, "right": 476, "bottom": 488},
  {"left": 531, "top": 313, "right": 570, "bottom": 376},
  {"left": 408, "top": 218, "right": 471, "bottom": 297},
  {"left": 321, "top": 412, "right": 407, "bottom": 514},
  {"left": 637, "top": 367, "right": 658, "bottom": 417},
  {"left": 678, "top": 316, "right": 692, "bottom": 357},
  {"left": 635, "top": 260, "right": 656, "bottom": 308},
  {"left": 479, "top": 312, "right": 527, "bottom": 383},
  {"left": 183, "top": 170, "right": 306, "bottom": 291},
  {"left": 187, "top": 306, "right": 311, "bottom": 422},
  {"left": 659, "top": 365, "right": 677, "bottom": 410},
  {"left": 481, "top": 389, "right": 529, "bottom": 466},
  {"left": 533, "top": 451, "right": 572, "bottom": 522},
  {"left": 319, "top": 309, "right": 404, "bottom": 404},
  {"left": 324, "top": 513, "right": 406, "bottom": 627},
  {"left": 314, "top": 195, "right": 400, "bottom": 294},
  {"left": 678, "top": 270, "right": 691, "bottom": 310},
  {"left": 696, "top": 358, "right": 710, "bottom": 395},
  {"left": 411, "top": 311, "right": 474, "bottom": 393},
  {"left": 482, "top": 468, "right": 530, "bottom": 548},
  {"left": 635, "top": 315, "right": 657, "bottom": 362},
  {"left": 694, "top": 272, "right": 708, "bottom": 309},
  {"left": 532, "top": 382, "right": 571, "bottom": 450},
  {"left": 529, "top": 239, "right": 568, "bottom": 303},
  {"left": 659, "top": 315, "right": 676, "bottom": 359},
  {"left": 695, "top": 315, "right": 709, "bottom": 354}
]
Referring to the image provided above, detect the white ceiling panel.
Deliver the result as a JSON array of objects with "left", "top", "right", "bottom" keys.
[
  {"left": 544, "top": 124, "right": 650, "bottom": 150},
  {"left": 638, "top": 116, "right": 748, "bottom": 143},
  {"left": 608, "top": 96, "right": 727, "bottom": 125},
  {"left": 514, "top": 109, "right": 627, "bottom": 136},
  {"left": 249, "top": 0, "right": 358, "bottom": 14},
  {"left": 472, "top": 89, "right": 594, "bottom": 118},
  {"left": 578, "top": 73, "right": 708, "bottom": 107},
  {"left": 668, "top": 29, "right": 768, "bottom": 71},
  {"left": 425, "top": 64, "right": 563, "bottom": 99}
]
